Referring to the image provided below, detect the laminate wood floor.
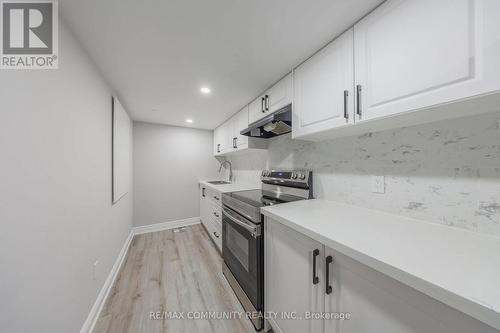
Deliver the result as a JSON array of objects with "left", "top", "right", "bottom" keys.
[{"left": 94, "top": 224, "right": 256, "bottom": 333}]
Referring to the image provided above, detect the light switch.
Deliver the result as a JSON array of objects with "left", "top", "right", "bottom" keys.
[{"left": 372, "top": 175, "right": 385, "bottom": 194}]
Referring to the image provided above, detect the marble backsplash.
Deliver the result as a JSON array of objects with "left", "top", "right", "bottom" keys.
[{"left": 224, "top": 111, "right": 500, "bottom": 237}]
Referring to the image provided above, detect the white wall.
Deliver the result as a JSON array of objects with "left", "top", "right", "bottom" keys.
[
  {"left": 133, "top": 122, "right": 219, "bottom": 227},
  {"left": 228, "top": 111, "right": 500, "bottom": 237},
  {"left": 0, "top": 22, "right": 133, "bottom": 333}
]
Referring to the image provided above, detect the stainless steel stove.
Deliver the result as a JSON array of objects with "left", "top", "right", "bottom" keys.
[{"left": 221, "top": 170, "right": 313, "bottom": 331}]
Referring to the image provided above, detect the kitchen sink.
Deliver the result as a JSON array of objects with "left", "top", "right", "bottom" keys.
[{"left": 206, "top": 180, "right": 231, "bottom": 185}]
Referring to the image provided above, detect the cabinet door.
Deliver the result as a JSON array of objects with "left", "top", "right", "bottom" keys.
[
  {"left": 214, "top": 120, "right": 232, "bottom": 154},
  {"left": 199, "top": 186, "right": 210, "bottom": 229},
  {"left": 323, "top": 247, "right": 496, "bottom": 333},
  {"left": 354, "top": 0, "right": 500, "bottom": 122},
  {"left": 234, "top": 106, "right": 249, "bottom": 149},
  {"left": 213, "top": 126, "right": 222, "bottom": 155},
  {"left": 248, "top": 95, "right": 265, "bottom": 125},
  {"left": 266, "top": 72, "right": 293, "bottom": 114},
  {"left": 293, "top": 29, "right": 354, "bottom": 139},
  {"left": 265, "top": 218, "right": 324, "bottom": 333}
]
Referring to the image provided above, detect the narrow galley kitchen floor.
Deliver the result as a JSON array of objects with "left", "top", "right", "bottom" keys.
[{"left": 94, "top": 225, "right": 256, "bottom": 333}]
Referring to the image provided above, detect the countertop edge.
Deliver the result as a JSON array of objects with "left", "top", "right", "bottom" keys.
[
  {"left": 261, "top": 206, "right": 500, "bottom": 331},
  {"left": 198, "top": 180, "right": 260, "bottom": 193}
]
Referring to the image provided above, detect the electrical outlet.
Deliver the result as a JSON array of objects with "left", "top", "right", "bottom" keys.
[
  {"left": 372, "top": 175, "right": 385, "bottom": 194},
  {"left": 93, "top": 260, "right": 99, "bottom": 280}
]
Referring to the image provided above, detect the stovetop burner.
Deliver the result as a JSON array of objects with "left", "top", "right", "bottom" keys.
[
  {"left": 224, "top": 189, "right": 305, "bottom": 208},
  {"left": 222, "top": 169, "right": 313, "bottom": 223}
]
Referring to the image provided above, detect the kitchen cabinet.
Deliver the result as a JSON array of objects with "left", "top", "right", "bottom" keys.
[
  {"left": 230, "top": 106, "right": 249, "bottom": 150},
  {"left": 213, "top": 120, "right": 231, "bottom": 156},
  {"left": 353, "top": 0, "right": 500, "bottom": 123},
  {"left": 213, "top": 106, "right": 267, "bottom": 156},
  {"left": 199, "top": 184, "right": 222, "bottom": 252},
  {"left": 265, "top": 216, "right": 497, "bottom": 333},
  {"left": 248, "top": 73, "right": 293, "bottom": 125},
  {"left": 265, "top": 219, "right": 324, "bottom": 333},
  {"left": 293, "top": 29, "right": 354, "bottom": 139}
]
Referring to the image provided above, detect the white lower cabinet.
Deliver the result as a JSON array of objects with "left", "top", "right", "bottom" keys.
[
  {"left": 265, "top": 217, "right": 497, "bottom": 333},
  {"left": 265, "top": 218, "right": 324, "bottom": 333},
  {"left": 199, "top": 184, "right": 222, "bottom": 252}
]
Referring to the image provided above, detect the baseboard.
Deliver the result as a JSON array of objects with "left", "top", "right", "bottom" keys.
[
  {"left": 133, "top": 217, "right": 200, "bottom": 235},
  {"left": 80, "top": 217, "right": 201, "bottom": 332},
  {"left": 80, "top": 229, "right": 134, "bottom": 333}
]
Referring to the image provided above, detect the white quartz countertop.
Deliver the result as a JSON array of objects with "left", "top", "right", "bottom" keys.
[
  {"left": 261, "top": 199, "right": 500, "bottom": 330},
  {"left": 199, "top": 180, "right": 260, "bottom": 193}
]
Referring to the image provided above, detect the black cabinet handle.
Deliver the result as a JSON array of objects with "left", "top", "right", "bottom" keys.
[
  {"left": 344, "top": 90, "right": 349, "bottom": 120},
  {"left": 213, "top": 231, "right": 220, "bottom": 238},
  {"left": 202, "top": 187, "right": 206, "bottom": 197},
  {"left": 312, "top": 249, "right": 319, "bottom": 285},
  {"left": 356, "top": 85, "right": 362, "bottom": 117},
  {"left": 326, "top": 255, "right": 333, "bottom": 294},
  {"left": 213, "top": 196, "right": 219, "bottom": 201},
  {"left": 233, "top": 137, "right": 237, "bottom": 149},
  {"left": 261, "top": 97, "right": 265, "bottom": 113},
  {"left": 213, "top": 212, "right": 220, "bottom": 218},
  {"left": 265, "top": 94, "right": 269, "bottom": 111},
  {"left": 217, "top": 143, "right": 220, "bottom": 153}
]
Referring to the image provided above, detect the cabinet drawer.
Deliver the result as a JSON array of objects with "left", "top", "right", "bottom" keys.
[
  {"left": 208, "top": 199, "right": 222, "bottom": 223},
  {"left": 206, "top": 214, "right": 222, "bottom": 252},
  {"left": 204, "top": 186, "right": 222, "bottom": 206}
]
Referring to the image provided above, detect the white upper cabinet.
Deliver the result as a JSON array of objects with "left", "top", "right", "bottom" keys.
[
  {"left": 213, "top": 105, "right": 266, "bottom": 156},
  {"left": 213, "top": 120, "right": 231, "bottom": 156},
  {"left": 233, "top": 106, "right": 249, "bottom": 149},
  {"left": 248, "top": 73, "right": 293, "bottom": 124},
  {"left": 354, "top": 0, "right": 500, "bottom": 122},
  {"left": 293, "top": 28, "right": 355, "bottom": 139},
  {"left": 248, "top": 95, "right": 265, "bottom": 125},
  {"left": 266, "top": 72, "right": 293, "bottom": 114}
]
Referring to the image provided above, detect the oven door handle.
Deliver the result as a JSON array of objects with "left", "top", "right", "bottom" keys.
[{"left": 223, "top": 208, "right": 261, "bottom": 237}]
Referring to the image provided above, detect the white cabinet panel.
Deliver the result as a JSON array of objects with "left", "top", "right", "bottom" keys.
[
  {"left": 199, "top": 185, "right": 210, "bottom": 229},
  {"left": 324, "top": 248, "right": 497, "bottom": 333},
  {"left": 354, "top": 0, "right": 500, "bottom": 122},
  {"left": 293, "top": 29, "right": 354, "bottom": 139},
  {"left": 267, "top": 72, "right": 293, "bottom": 114},
  {"left": 248, "top": 95, "right": 265, "bottom": 124},
  {"left": 249, "top": 73, "right": 293, "bottom": 125},
  {"left": 233, "top": 106, "right": 249, "bottom": 150},
  {"left": 265, "top": 218, "right": 324, "bottom": 333}
]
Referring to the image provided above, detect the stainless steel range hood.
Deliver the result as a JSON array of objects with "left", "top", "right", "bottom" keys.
[{"left": 240, "top": 104, "right": 291, "bottom": 138}]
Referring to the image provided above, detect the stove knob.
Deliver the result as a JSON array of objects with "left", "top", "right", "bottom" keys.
[
  {"left": 292, "top": 173, "right": 298, "bottom": 179},
  {"left": 261, "top": 171, "right": 265, "bottom": 177},
  {"left": 299, "top": 174, "right": 306, "bottom": 180}
]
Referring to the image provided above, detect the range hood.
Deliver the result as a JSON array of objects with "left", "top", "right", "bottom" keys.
[{"left": 240, "top": 104, "right": 292, "bottom": 138}]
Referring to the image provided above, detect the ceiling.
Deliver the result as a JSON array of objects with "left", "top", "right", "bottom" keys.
[{"left": 61, "top": 0, "right": 383, "bottom": 130}]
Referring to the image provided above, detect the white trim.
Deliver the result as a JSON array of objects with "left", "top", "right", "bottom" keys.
[
  {"left": 80, "top": 229, "right": 134, "bottom": 333},
  {"left": 80, "top": 217, "right": 201, "bottom": 333},
  {"left": 133, "top": 217, "right": 200, "bottom": 235}
]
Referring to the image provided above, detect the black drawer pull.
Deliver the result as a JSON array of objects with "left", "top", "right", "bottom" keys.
[
  {"left": 312, "top": 249, "right": 319, "bottom": 285},
  {"left": 326, "top": 255, "right": 333, "bottom": 294}
]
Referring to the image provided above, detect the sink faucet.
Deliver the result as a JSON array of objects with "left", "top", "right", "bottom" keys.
[{"left": 219, "top": 160, "right": 233, "bottom": 183}]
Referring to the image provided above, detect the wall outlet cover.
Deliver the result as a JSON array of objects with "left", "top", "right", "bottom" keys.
[{"left": 372, "top": 175, "right": 385, "bottom": 194}]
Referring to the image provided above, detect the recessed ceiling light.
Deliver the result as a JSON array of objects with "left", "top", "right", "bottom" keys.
[
  {"left": 186, "top": 118, "right": 194, "bottom": 123},
  {"left": 200, "top": 86, "right": 211, "bottom": 94}
]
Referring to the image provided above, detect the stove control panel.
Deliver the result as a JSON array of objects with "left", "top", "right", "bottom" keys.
[{"left": 261, "top": 169, "right": 312, "bottom": 184}]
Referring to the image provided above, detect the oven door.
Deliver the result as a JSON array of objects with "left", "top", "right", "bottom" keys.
[{"left": 222, "top": 206, "right": 263, "bottom": 315}]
